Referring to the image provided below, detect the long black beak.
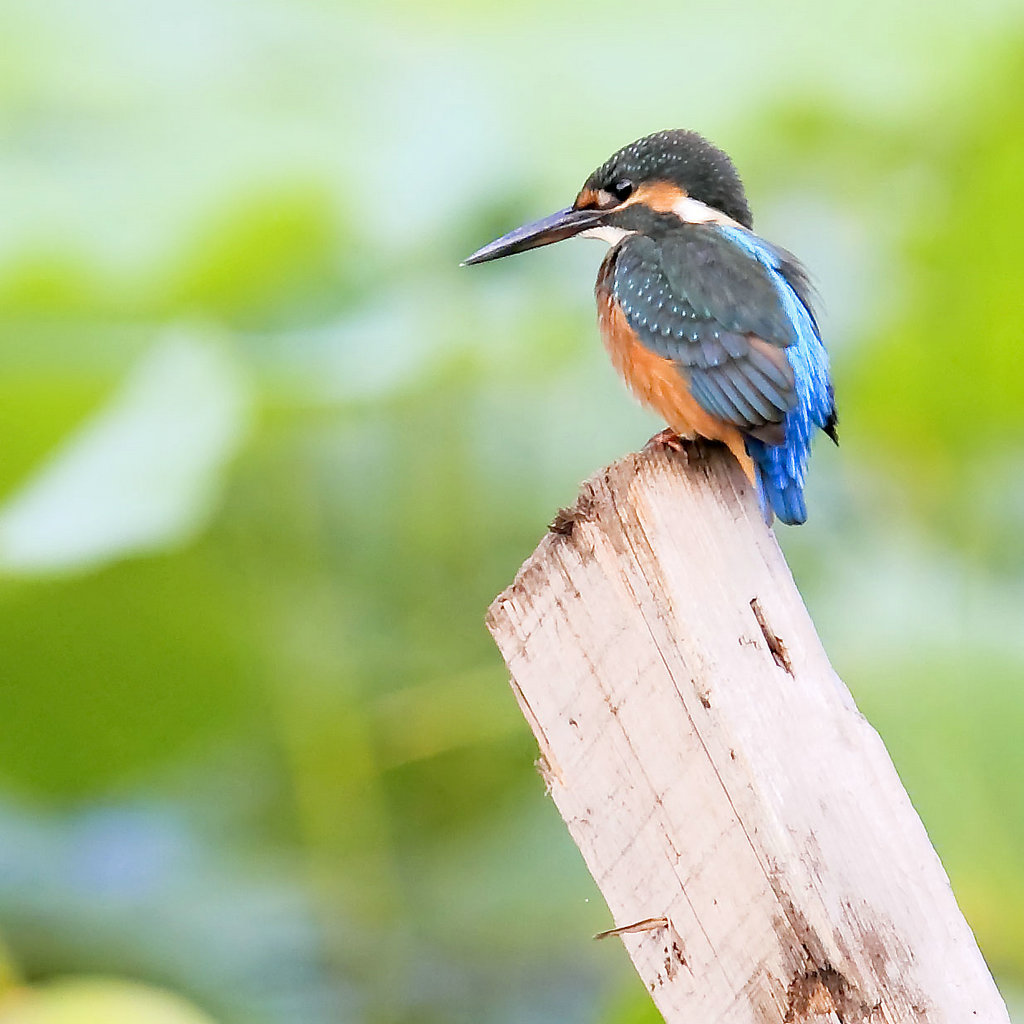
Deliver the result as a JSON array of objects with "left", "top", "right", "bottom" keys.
[{"left": 462, "top": 206, "right": 603, "bottom": 266}]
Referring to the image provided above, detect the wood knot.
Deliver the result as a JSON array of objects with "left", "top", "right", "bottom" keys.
[{"left": 784, "top": 965, "right": 876, "bottom": 1023}]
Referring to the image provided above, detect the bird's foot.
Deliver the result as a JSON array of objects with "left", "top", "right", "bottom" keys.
[{"left": 646, "top": 428, "right": 688, "bottom": 453}]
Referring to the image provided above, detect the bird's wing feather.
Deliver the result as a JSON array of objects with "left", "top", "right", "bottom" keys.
[{"left": 612, "top": 228, "right": 806, "bottom": 438}]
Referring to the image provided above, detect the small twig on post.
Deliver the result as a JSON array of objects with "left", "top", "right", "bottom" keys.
[{"left": 486, "top": 440, "right": 1009, "bottom": 1024}]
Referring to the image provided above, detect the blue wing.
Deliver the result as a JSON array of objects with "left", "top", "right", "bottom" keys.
[
  {"left": 612, "top": 224, "right": 836, "bottom": 525},
  {"left": 613, "top": 233, "right": 797, "bottom": 441},
  {"left": 716, "top": 225, "right": 835, "bottom": 525}
]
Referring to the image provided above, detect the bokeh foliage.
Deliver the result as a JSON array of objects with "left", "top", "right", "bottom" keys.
[{"left": 2, "top": 2, "right": 1023, "bottom": 1021}]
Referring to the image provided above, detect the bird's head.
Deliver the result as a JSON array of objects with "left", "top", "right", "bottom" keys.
[{"left": 463, "top": 129, "right": 752, "bottom": 266}]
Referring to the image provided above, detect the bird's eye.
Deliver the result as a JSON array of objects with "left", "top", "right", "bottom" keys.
[
  {"left": 611, "top": 179, "right": 634, "bottom": 202},
  {"left": 589, "top": 181, "right": 635, "bottom": 210}
]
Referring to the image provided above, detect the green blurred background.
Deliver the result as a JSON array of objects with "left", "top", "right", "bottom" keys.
[{"left": 2, "top": 1, "right": 1024, "bottom": 1021}]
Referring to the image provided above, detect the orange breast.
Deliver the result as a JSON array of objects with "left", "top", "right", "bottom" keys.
[{"left": 596, "top": 272, "right": 756, "bottom": 484}]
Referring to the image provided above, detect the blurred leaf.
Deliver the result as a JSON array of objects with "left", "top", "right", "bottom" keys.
[
  {"left": 0, "top": 978, "right": 215, "bottom": 1024},
  {"left": 163, "top": 188, "right": 350, "bottom": 328},
  {"left": 0, "top": 543, "right": 260, "bottom": 797},
  {"left": 0, "top": 329, "right": 251, "bottom": 575},
  {"left": 0, "top": 371, "right": 108, "bottom": 498},
  {"left": 0, "top": 254, "right": 109, "bottom": 319},
  {"left": 0, "top": 938, "right": 19, "bottom": 998},
  {"left": 0, "top": 800, "right": 347, "bottom": 1024},
  {"left": 845, "top": 45, "right": 1024, "bottom": 485}
]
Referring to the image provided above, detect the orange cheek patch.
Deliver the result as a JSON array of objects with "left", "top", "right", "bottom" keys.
[{"left": 630, "top": 180, "right": 688, "bottom": 213}]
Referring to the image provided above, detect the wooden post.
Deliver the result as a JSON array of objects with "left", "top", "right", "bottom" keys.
[{"left": 486, "top": 441, "right": 1009, "bottom": 1024}]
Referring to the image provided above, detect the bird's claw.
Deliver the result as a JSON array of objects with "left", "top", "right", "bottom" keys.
[{"left": 647, "top": 428, "right": 687, "bottom": 453}]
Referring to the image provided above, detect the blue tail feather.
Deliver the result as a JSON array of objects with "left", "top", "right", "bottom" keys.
[
  {"left": 716, "top": 224, "right": 835, "bottom": 527},
  {"left": 748, "top": 438, "right": 808, "bottom": 525}
]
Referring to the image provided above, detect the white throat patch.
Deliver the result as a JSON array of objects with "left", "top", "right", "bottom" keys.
[
  {"left": 671, "top": 196, "right": 743, "bottom": 228},
  {"left": 579, "top": 224, "right": 634, "bottom": 246}
]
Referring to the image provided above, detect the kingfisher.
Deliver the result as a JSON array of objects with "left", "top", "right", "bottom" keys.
[{"left": 464, "top": 129, "right": 837, "bottom": 525}]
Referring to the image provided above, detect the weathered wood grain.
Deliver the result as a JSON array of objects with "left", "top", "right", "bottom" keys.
[{"left": 486, "top": 440, "right": 1009, "bottom": 1024}]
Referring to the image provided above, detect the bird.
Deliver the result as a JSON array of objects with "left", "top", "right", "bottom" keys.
[{"left": 463, "top": 129, "right": 837, "bottom": 525}]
